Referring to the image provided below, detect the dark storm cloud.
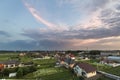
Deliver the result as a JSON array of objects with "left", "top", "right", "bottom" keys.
[
  {"left": 0, "top": 40, "right": 37, "bottom": 50},
  {"left": 0, "top": 31, "right": 10, "bottom": 37},
  {"left": 22, "top": 25, "right": 120, "bottom": 40},
  {"left": 0, "top": 40, "right": 71, "bottom": 50},
  {"left": 74, "top": 26, "right": 120, "bottom": 39}
]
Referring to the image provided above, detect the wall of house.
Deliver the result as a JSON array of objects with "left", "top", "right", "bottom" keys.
[
  {"left": 86, "top": 71, "right": 96, "bottom": 78},
  {"left": 4, "top": 64, "right": 16, "bottom": 68},
  {"left": 73, "top": 65, "right": 82, "bottom": 76},
  {"left": 69, "top": 63, "right": 75, "bottom": 68},
  {"left": 0, "top": 64, "right": 4, "bottom": 70}
]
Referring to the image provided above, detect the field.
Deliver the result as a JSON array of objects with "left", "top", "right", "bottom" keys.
[
  {"left": 0, "top": 53, "right": 117, "bottom": 80},
  {"left": 24, "top": 59, "right": 79, "bottom": 80},
  {"left": 0, "top": 53, "right": 18, "bottom": 61}
]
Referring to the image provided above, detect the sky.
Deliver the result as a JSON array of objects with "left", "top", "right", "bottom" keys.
[{"left": 0, "top": 0, "right": 120, "bottom": 50}]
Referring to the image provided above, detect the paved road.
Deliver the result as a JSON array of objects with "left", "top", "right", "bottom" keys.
[{"left": 98, "top": 71, "right": 120, "bottom": 80}]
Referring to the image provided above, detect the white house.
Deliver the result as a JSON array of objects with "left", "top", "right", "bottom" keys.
[
  {"left": 0, "top": 60, "right": 20, "bottom": 68},
  {"left": 73, "top": 63, "right": 96, "bottom": 78}
]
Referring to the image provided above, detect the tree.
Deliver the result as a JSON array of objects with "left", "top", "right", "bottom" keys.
[
  {"left": 79, "top": 76, "right": 85, "bottom": 80},
  {"left": 16, "top": 68, "right": 23, "bottom": 78},
  {"left": 22, "top": 67, "right": 30, "bottom": 75},
  {"left": 2, "top": 69, "right": 9, "bottom": 76},
  {"left": 90, "top": 50, "right": 100, "bottom": 55},
  {"left": 29, "top": 66, "right": 37, "bottom": 72}
]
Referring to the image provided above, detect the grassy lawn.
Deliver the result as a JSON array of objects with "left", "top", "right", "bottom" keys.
[
  {"left": 97, "top": 76, "right": 114, "bottom": 80},
  {"left": 103, "top": 66, "right": 120, "bottom": 76},
  {"left": 24, "top": 67, "right": 79, "bottom": 80},
  {"left": 33, "top": 59, "right": 56, "bottom": 69},
  {"left": 23, "top": 59, "right": 79, "bottom": 80},
  {"left": 20, "top": 56, "right": 33, "bottom": 62},
  {"left": 0, "top": 53, "right": 18, "bottom": 61}
]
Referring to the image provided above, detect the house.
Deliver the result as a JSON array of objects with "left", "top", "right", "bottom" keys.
[
  {"left": 32, "top": 54, "right": 44, "bottom": 60},
  {"left": 44, "top": 56, "right": 50, "bottom": 59},
  {"left": 55, "top": 55, "right": 73, "bottom": 68},
  {"left": 0, "top": 60, "right": 20, "bottom": 68},
  {"left": 69, "top": 54, "right": 75, "bottom": 60},
  {"left": 19, "top": 62, "right": 34, "bottom": 67},
  {"left": 58, "top": 57, "right": 69, "bottom": 68},
  {"left": 107, "top": 56, "right": 120, "bottom": 62},
  {"left": 100, "top": 56, "right": 120, "bottom": 67},
  {"left": 19, "top": 53, "right": 26, "bottom": 57},
  {"left": 0, "top": 64, "right": 4, "bottom": 71},
  {"left": 73, "top": 62, "right": 96, "bottom": 78}
]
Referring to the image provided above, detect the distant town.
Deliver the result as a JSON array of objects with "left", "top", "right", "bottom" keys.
[{"left": 0, "top": 50, "right": 120, "bottom": 80}]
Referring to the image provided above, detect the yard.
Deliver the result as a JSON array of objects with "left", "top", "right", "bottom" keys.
[
  {"left": 24, "top": 59, "right": 79, "bottom": 80},
  {"left": 24, "top": 67, "right": 77, "bottom": 80}
]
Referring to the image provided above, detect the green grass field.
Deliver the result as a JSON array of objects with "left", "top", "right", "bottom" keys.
[
  {"left": 0, "top": 53, "right": 18, "bottom": 61},
  {"left": 24, "top": 67, "right": 77, "bottom": 80},
  {"left": 23, "top": 59, "right": 79, "bottom": 80}
]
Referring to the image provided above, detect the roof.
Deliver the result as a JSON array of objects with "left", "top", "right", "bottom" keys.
[
  {"left": 22, "top": 62, "right": 34, "bottom": 65},
  {"left": 0, "top": 60, "right": 20, "bottom": 65},
  {"left": 77, "top": 62, "right": 96, "bottom": 73},
  {"left": 69, "top": 54, "right": 75, "bottom": 57}
]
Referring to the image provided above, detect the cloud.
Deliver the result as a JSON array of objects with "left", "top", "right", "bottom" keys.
[
  {"left": 0, "top": 40, "right": 38, "bottom": 50},
  {"left": 22, "top": 25, "right": 120, "bottom": 40},
  {"left": 1, "top": 0, "right": 119, "bottom": 50},
  {"left": 23, "top": 0, "right": 58, "bottom": 30},
  {"left": 0, "top": 31, "right": 10, "bottom": 37},
  {"left": 0, "top": 40, "right": 72, "bottom": 50},
  {"left": 23, "top": 0, "right": 120, "bottom": 30}
]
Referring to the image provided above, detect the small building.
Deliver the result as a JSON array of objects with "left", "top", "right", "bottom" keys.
[
  {"left": 55, "top": 55, "right": 74, "bottom": 68},
  {"left": 44, "top": 56, "right": 51, "bottom": 59},
  {"left": 0, "top": 60, "right": 20, "bottom": 68},
  {"left": 32, "top": 54, "right": 44, "bottom": 60},
  {"left": 100, "top": 56, "right": 120, "bottom": 67},
  {"left": 0, "top": 64, "right": 4, "bottom": 71},
  {"left": 19, "top": 53, "right": 26, "bottom": 57},
  {"left": 69, "top": 54, "right": 75, "bottom": 60},
  {"left": 9, "top": 72, "right": 17, "bottom": 78},
  {"left": 107, "top": 56, "right": 120, "bottom": 62},
  {"left": 73, "top": 63, "right": 96, "bottom": 78}
]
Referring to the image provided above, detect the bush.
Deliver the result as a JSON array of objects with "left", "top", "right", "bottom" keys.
[
  {"left": 17, "top": 66, "right": 37, "bottom": 77},
  {"left": 79, "top": 76, "right": 85, "bottom": 80},
  {"left": 16, "top": 68, "right": 23, "bottom": 78},
  {"left": 2, "top": 69, "right": 9, "bottom": 76},
  {"left": 29, "top": 66, "right": 37, "bottom": 72}
]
